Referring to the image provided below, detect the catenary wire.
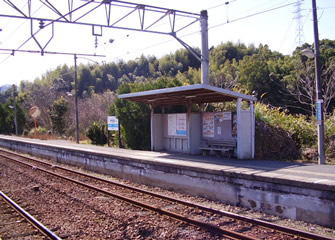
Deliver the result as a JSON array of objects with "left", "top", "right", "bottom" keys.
[{"left": 113, "top": 0, "right": 302, "bottom": 59}]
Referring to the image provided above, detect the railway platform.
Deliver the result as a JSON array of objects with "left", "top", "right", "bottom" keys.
[{"left": 0, "top": 135, "right": 334, "bottom": 228}]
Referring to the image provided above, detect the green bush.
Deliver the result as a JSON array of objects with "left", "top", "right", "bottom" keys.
[
  {"left": 86, "top": 121, "right": 107, "bottom": 145},
  {"left": 325, "top": 110, "right": 335, "bottom": 142},
  {"left": 255, "top": 103, "right": 316, "bottom": 148},
  {"left": 48, "top": 96, "right": 68, "bottom": 135},
  {"left": 37, "top": 126, "right": 48, "bottom": 133}
]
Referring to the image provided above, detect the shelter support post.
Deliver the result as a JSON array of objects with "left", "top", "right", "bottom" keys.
[
  {"left": 236, "top": 98, "right": 242, "bottom": 159},
  {"left": 187, "top": 103, "right": 192, "bottom": 154},
  {"left": 250, "top": 100, "right": 255, "bottom": 159},
  {"left": 150, "top": 105, "right": 154, "bottom": 151}
]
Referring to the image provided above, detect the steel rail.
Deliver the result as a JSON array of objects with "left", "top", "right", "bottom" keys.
[
  {"left": 1, "top": 151, "right": 255, "bottom": 240},
  {"left": 1, "top": 149, "right": 333, "bottom": 240},
  {"left": 0, "top": 191, "right": 62, "bottom": 240}
]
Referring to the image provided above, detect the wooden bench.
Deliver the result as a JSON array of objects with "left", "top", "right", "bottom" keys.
[{"left": 200, "top": 139, "right": 237, "bottom": 157}]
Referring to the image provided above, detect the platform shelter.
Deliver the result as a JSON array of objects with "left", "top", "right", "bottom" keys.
[{"left": 118, "top": 84, "right": 257, "bottom": 159}]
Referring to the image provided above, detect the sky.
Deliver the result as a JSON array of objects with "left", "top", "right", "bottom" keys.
[{"left": 0, "top": 0, "right": 334, "bottom": 86}]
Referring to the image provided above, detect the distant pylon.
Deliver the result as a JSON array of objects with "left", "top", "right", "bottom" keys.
[{"left": 293, "top": 0, "right": 304, "bottom": 46}]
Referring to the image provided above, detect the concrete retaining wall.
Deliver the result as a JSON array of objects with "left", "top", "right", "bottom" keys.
[{"left": 0, "top": 137, "right": 334, "bottom": 228}]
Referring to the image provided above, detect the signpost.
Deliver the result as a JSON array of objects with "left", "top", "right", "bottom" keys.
[
  {"left": 29, "top": 105, "right": 41, "bottom": 139},
  {"left": 107, "top": 116, "right": 121, "bottom": 147}
]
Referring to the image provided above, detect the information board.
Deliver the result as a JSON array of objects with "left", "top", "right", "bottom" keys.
[
  {"left": 107, "top": 116, "right": 119, "bottom": 131},
  {"left": 203, "top": 112, "right": 215, "bottom": 138},
  {"left": 168, "top": 114, "right": 187, "bottom": 136},
  {"left": 176, "top": 114, "right": 187, "bottom": 136}
]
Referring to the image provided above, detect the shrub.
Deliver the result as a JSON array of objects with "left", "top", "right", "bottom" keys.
[
  {"left": 49, "top": 96, "right": 68, "bottom": 135},
  {"left": 255, "top": 103, "right": 316, "bottom": 148},
  {"left": 86, "top": 121, "right": 107, "bottom": 145},
  {"left": 255, "top": 120, "right": 299, "bottom": 160}
]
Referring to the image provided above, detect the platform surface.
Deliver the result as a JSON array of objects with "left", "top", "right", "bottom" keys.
[{"left": 1, "top": 135, "right": 335, "bottom": 190}]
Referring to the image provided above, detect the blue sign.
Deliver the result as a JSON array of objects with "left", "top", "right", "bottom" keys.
[
  {"left": 316, "top": 101, "right": 322, "bottom": 125},
  {"left": 107, "top": 116, "right": 119, "bottom": 130}
]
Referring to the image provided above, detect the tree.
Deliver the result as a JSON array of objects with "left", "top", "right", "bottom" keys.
[
  {"left": 134, "top": 54, "right": 150, "bottom": 77},
  {"left": 23, "top": 83, "right": 58, "bottom": 130},
  {"left": 0, "top": 103, "right": 9, "bottom": 133},
  {"left": 49, "top": 96, "right": 69, "bottom": 135},
  {"left": 158, "top": 53, "right": 182, "bottom": 76},
  {"left": 4, "top": 98, "right": 26, "bottom": 135},
  {"left": 65, "top": 91, "right": 115, "bottom": 138},
  {"left": 285, "top": 57, "right": 316, "bottom": 115},
  {"left": 112, "top": 88, "right": 151, "bottom": 150},
  {"left": 209, "top": 41, "right": 256, "bottom": 72},
  {"left": 77, "top": 65, "right": 93, "bottom": 96},
  {"left": 238, "top": 44, "right": 287, "bottom": 106},
  {"left": 86, "top": 121, "right": 107, "bottom": 145},
  {"left": 322, "top": 58, "right": 335, "bottom": 114},
  {"left": 210, "top": 59, "right": 239, "bottom": 90},
  {"left": 283, "top": 40, "right": 335, "bottom": 115}
]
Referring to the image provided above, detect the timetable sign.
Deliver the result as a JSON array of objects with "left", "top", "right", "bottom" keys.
[{"left": 108, "top": 116, "right": 119, "bottom": 131}]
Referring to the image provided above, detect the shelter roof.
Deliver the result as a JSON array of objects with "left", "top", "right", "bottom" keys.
[{"left": 118, "top": 84, "right": 256, "bottom": 106}]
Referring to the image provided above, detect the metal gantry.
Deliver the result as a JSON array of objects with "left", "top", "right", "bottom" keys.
[{"left": 0, "top": 0, "right": 209, "bottom": 83}]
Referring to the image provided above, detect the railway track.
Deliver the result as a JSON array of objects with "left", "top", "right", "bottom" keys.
[
  {"left": 0, "top": 149, "right": 333, "bottom": 240},
  {"left": 0, "top": 190, "right": 61, "bottom": 240}
]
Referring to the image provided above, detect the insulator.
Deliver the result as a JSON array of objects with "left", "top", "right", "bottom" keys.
[{"left": 39, "top": 20, "right": 45, "bottom": 29}]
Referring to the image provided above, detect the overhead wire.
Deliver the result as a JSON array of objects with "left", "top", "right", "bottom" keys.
[
  {"left": 113, "top": 0, "right": 302, "bottom": 60},
  {"left": 0, "top": 2, "right": 46, "bottom": 64},
  {"left": 112, "top": 1, "right": 240, "bottom": 59},
  {"left": 206, "top": 0, "right": 238, "bottom": 11},
  {"left": 278, "top": 18, "right": 294, "bottom": 52},
  {"left": 209, "top": 0, "right": 303, "bottom": 30},
  {"left": 228, "top": 0, "right": 289, "bottom": 18},
  {"left": 1, "top": 2, "right": 27, "bottom": 31}
]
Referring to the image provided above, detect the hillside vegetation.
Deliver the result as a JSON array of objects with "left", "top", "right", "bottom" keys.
[{"left": 1, "top": 40, "right": 335, "bottom": 162}]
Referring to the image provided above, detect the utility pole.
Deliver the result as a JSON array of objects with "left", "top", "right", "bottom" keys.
[
  {"left": 12, "top": 85, "right": 18, "bottom": 136},
  {"left": 200, "top": 10, "right": 209, "bottom": 85},
  {"left": 74, "top": 54, "right": 79, "bottom": 144},
  {"left": 312, "top": 0, "right": 326, "bottom": 164}
]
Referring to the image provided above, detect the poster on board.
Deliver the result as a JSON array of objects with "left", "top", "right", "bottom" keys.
[
  {"left": 168, "top": 114, "right": 187, "bottom": 136},
  {"left": 203, "top": 112, "right": 215, "bottom": 138},
  {"left": 216, "top": 112, "right": 231, "bottom": 121},
  {"left": 176, "top": 114, "right": 187, "bottom": 136},
  {"left": 168, "top": 114, "right": 177, "bottom": 136}
]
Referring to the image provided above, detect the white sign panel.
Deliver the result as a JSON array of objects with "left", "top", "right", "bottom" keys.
[
  {"left": 168, "top": 114, "right": 177, "bottom": 136},
  {"left": 107, "top": 116, "right": 119, "bottom": 131},
  {"left": 29, "top": 105, "right": 41, "bottom": 119},
  {"left": 176, "top": 114, "right": 187, "bottom": 136},
  {"left": 216, "top": 112, "right": 231, "bottom": 121},
  {"left": 168, "top": 114, "right": 187, "bottom": 136}
]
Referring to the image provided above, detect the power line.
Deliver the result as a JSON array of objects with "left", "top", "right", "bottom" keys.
[
  {"left": 0, "top": 3, "right": 46, "bottom": 64},
  {"left": 210, "top": 1, "right": 303, "bottom": 30},
  {"left": 278, "top": 18, "right": 295, "bottom": 52},
  {"left": 207, "top": 0, "right": 238, "bottom": 11},
  {"left": 112, "top": 1, "right": 302, "bottom": 60},
  {"left": 1, "top": 2, "right": 27, "bottom": 30},
  {"left": 229, "top": 0, "right": 289, "bottom": 18}
]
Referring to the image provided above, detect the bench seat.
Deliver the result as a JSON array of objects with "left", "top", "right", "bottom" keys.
[{"left": 200, "top": 139, "right": 236, "bottom": 157}]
